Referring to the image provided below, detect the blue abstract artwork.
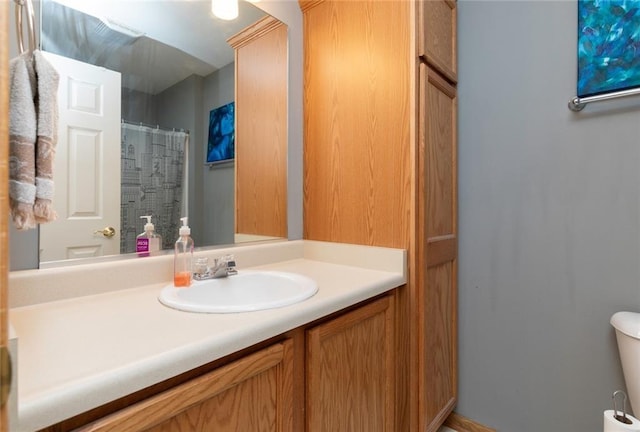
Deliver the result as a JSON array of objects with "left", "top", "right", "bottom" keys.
[
  {"left": 578, "top": 0, "right": 640, "bottom": 97},
  {"left": 207, "top": 102, "right": 235, "bottom": 164}
]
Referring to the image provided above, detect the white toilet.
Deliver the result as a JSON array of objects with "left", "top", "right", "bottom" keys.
[{"left": 611, "top": 311, "right": 640, "bottom": 416}]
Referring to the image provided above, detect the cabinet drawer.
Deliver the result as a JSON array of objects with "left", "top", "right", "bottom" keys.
[{"left": 419, "top": 0, "right": 457, "bottom": 83}]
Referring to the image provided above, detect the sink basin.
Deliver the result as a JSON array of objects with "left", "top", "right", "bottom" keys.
[{"left": 158, "top": 270, "right": 318, "bottom": 313}]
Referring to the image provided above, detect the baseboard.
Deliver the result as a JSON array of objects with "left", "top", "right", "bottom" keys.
[{"left": 444, "top": 412, "right": 496, "bottom": 432}]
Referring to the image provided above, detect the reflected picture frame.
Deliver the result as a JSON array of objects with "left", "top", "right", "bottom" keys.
[{"left": 207, "top": 101, "right": 235, "bottom": 164}]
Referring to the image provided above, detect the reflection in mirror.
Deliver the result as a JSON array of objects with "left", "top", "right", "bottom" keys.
[{"left": 34, "top": 0, "right": 287, "bottom": 267}]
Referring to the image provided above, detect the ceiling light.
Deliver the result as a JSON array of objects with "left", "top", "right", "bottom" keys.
[{"left": 211, "top": 0, "right": 238, "bottom": 20}]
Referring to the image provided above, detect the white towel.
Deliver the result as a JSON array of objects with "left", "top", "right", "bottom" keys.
[
  {"left": 33, "top": 50, "right": 59, "bottom": 223},
  {"left": 9, "top": 52, "right": 37, "bottom": 230},
  {"left": 8, "top": 50, "right": 59, "bottom": 230}
]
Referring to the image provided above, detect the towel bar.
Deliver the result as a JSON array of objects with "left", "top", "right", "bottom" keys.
[
  {"left": 14, "top": 0, "right": 35, "bottom": 55},
  {"left": 568, "top": 86, "right": 640, "bottom": 111}
]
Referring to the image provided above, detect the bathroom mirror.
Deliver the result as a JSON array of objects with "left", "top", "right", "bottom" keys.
[{"left": 29, "top": 0, "right": 289, "bottom": 267}]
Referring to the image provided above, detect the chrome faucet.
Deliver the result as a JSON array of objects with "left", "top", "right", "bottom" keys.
[{"left": 193, "top": 254, "right": 237, "bottom": 280}]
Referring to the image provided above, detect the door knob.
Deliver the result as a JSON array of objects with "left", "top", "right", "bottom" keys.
[{"left": 94, "top": 227, "right": 116, "bottom": 238}]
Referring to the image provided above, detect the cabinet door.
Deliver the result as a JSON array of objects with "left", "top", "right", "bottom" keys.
[
  {"left": 417, "top": 63, "right": 458, "bottom": 431},
  {"left": 79, "top": 341, "right": 294, "bottom": 432},
  {"left": 419, "top": 0, "right": 457, "bottom": 84},
  {"left": 306, "top": 296, "right": 395, "bottom": 432}
]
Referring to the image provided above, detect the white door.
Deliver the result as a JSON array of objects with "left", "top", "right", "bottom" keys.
[{"left": 39, "top": 52, "right": 121, "bottom": 263}]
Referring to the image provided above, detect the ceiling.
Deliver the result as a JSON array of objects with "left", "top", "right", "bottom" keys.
[{"left": 41, "top": 0, "right": 268, "bottom": 94}]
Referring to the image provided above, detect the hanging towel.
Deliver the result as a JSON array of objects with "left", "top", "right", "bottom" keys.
[
  {"left": 8, "top": 50, "right": 59, "bottom": 230},
  {"left": 9, "top": 52, "right": 37, "bottom": 230},
  {"left": 33, "top": 50, "right": 59, "bottom": 223}
]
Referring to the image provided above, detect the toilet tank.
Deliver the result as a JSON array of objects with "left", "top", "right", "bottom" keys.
[{"left": 611, "top": 311, "right": 640, "bottom": 416}]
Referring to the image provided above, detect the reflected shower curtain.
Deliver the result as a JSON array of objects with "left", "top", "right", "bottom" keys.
[{"left": 120, "top": 123, "right": 188, "bottom": 253}]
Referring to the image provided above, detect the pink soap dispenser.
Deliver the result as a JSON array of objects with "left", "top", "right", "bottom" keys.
[{"left": 136, "top": 215, "right": 162, "bottom": 257}]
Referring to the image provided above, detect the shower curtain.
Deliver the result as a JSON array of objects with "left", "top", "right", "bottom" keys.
[{"left": 120, "top": 122, "right": 189, "bottom": 253}]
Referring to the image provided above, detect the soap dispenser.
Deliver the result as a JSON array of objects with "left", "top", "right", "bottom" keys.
[
  {"left": 136, "top": 215, "right": 162, "bottom": 256},
  {"left": 174, "top": 217, "right": 194, "bottom": 287}
]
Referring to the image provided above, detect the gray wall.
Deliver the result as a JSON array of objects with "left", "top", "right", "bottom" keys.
[
  {"left": 458, "top": 1, "right": 640, "bottom": 430},
  {"left": 122, "top": 88, "right": 157, "bottom": 124},
  {"left": 258, "top": 0, "right": 303, "bottom": 242},
  {"left": 202, "top": 63, "right": 235, "bottom": 246}
]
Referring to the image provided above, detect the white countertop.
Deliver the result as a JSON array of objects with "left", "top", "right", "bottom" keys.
[{"left": 9, "top": 240, "right": 406, "bottom": 431}]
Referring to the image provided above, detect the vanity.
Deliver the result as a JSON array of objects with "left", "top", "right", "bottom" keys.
[
  {"left": 1, "top": 0, "right": 458, "bottom": 430},
  {"left": 8, "top": 240, "right": 406, "bottom": 431}
]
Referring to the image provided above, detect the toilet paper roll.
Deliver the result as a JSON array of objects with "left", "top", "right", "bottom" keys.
[{"left": 604, "top": 410, "right": 640, "bottom": 432}]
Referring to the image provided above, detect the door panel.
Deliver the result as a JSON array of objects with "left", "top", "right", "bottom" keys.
[
  {"left": 39, "top": 52, "right": 121, "bottom": 263},
  {"left": 418, "top": 63, "right": 458, "bottom": 431},
  {"left": 424, "top": 261, "right": 456, "bottom": 425}
]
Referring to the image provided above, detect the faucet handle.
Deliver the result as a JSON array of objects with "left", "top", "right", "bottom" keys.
[
  {"left": 213, "top": 254, "right": 233, "bottom": 266},
  {"left": 225, "top": 254, "right": 238, "bottom": 275},
  {"left": 193, "top": 257, "right": 210, "bottom": 279}
]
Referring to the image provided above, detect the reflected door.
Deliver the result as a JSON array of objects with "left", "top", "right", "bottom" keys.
[{"left": 39, "top": 52, "right": 121, "bottom": 263}]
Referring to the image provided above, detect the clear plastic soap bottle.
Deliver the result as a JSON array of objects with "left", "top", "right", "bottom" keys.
[
  {"left": 174, "top": 217, "right": 194, "bottom": 287},
  {"left": 136, "top": 215, "right": 162, "bottom": 257}
]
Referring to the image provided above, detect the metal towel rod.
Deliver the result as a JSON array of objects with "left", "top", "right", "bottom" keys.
[
  {"left": 14, "top": 0, "right": 36, "bottom": 55},
  {"left": 568, "top": 86, "right": 640, "bottom": 111}
]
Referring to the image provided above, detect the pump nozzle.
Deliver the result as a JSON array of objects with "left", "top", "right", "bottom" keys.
[
  {"left": 140, "top": 215, "right": 154, "bottom": 231},
  {"left": 179, "top": 216, "right": 190, "bottom": 236}
]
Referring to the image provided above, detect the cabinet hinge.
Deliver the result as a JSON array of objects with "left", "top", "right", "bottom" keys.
[{"left": 0, "top": 345, "right": 12, "bottom": 408}]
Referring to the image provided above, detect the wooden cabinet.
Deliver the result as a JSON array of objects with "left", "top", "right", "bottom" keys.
[
  {"left": 306, "top": 296, "right": 395, "bottom": 432},
  {"left": 77, "top": 341, "right": 294, "bottom": 432},
  {"left": 299, "top": 1, "right": 458, "bottom": 431},
  {"left": 228, "top": 17, "right": 288, "bottom": 239},
  {"left": 43, "top": 295, "right": 398, "bottom": 432}
]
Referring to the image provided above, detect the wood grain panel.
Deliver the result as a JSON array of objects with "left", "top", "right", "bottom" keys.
[
  {"left": 302, "top": 0, "right": 412, "bottom": 249},
  {"left": 423, "top": 262, "right": 457, "bottom": 430},
  {"left": 424, "top": 69, "right": 456, "bottom": 239},
  {"left": 67, "top": 128, "right": 100, "bottom": 216},
  {"left": 306, "top": 296, "right": 395, "bottom": 432},
  {"left": 79, "top": 341, "right": 293, "bottom": 432},
  {"left": 427, "top": 234, "right": 456, "bottom": 267},
  {"left": 228, "top": 16, "right": 284, "bottom": 49},
  {"left": 0, "top": 2, "right": 9, "bottom": 429},
  {"left": 150, "top": 369, "right": 278, "bottom": 432},
  {"left": 419, "top": 0, "right": 457, "bottom": 83},
  {"left": 233, "top": 20, "right": 288, "bottom": 238},
  {"left": 416, "top": 63, "right": 458, "bottom": 431}
]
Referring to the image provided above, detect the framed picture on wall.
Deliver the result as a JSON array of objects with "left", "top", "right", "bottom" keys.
[
  {"left": 577, "top": 0, "right": 640, "bottom": 97},
  {"left": 207, "top": 101, "right": 235, "bottom": 164}
]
